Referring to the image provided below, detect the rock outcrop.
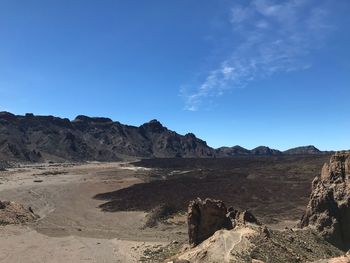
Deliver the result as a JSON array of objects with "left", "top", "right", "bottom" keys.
[
  {"left": 0, "top": 200, "right": 38, "bottom": 225},
  {"left": 187, "top": 198, "right": 261, "bottom": 246},
  {"left": 188, "top": 198, "right": 232, "bottom": 246},
  {"left": 299, "top": 151, "right": 350, "bottom": 250}
]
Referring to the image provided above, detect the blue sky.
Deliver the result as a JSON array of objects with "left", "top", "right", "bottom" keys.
[{"left": 0, "top": 0, "right": 349, "bottom": 151}]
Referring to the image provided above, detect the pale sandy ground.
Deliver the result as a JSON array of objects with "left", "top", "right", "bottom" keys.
[{"left": 0, "top": 162, "right": 186, "bottom": 263}]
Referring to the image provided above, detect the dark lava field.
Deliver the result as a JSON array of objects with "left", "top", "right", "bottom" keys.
[{"left": 95, "top": 155, "right": 330, "bottom": 224}]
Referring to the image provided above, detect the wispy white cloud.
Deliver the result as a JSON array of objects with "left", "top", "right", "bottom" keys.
[{"left": 182, "top": 0, "right": 334, "bottom": 111}]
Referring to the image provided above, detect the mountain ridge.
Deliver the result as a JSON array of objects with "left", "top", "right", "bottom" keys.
[{"left": 0, "top": 111, "right": 332, "bottom": 162}]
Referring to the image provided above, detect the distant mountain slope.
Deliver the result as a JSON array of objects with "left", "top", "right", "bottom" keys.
[
  {"left": 0, "top": 112, "right": 331, "bottom": 162},
  {"left": 283, "top": 145, "right": 321, "bottom": 155},
  {"left": 216, "top": 145, "right": 332, "bottom": 157},
  {"left": 250, "top": 146, "right": 282, "bottom": 156},
  {"left": 0, "top": 112, "right": 214, "bottom": 162},
  {"left": 215, "top": 146, "right": 282, "bottom": 156},
  {"left": 215, "top": 145, "right": 251, "bottom": 156}
]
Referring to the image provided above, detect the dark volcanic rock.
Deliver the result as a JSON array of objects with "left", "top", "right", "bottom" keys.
[
  {"left": 237, "top": 210, "right": 259, "bottom": 225},
  {"left": 188, "top": 198, "right": 232, "bottom": 246},
  {"left": 299, "top": 151, "right": 350, "bottom": 250},
  {"left": 227, "top": 208, "right": 260, "bottom": 226},
  {"left": 74, "top": 115, "right": 113, "bottom": 123},
  {"left": 0, "top": 112, "right": 215, "bottom": 162},
  {"left": 140, "top": 119, "right": 166, "bottom": 134}
]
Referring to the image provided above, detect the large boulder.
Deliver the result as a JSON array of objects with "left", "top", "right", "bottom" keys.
[
  {"left": 188, "top": 198, "right": 232, "bottom": 246},
  {"left": 299, "top": 151, "right": 350, "bottom": 250}
]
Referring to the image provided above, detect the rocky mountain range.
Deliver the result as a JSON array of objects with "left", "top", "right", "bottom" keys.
[{"left": 0, "top": 112, "right": 331, "bottom": 162}]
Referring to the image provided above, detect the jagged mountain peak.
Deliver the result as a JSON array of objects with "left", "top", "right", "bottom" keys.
[
  {"left": 140, "top": 119, "right": 166, "bottom": 133},
  {"left": 73, "top": 115, "right": 113, "bottom": 123},
  {"left": 185, "top": 133, "right": 196, "bottom": 138}
]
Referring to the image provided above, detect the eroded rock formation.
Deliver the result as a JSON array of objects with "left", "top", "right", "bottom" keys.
[
  {"left": 300, "top": 151, "right": 350, "bottom": 250},
  {"left": 187, "top": 198, "right": 260, "bottom": 246},
  {"left": 188, "top": 198, "right": 232, "bottom": 246},
  {"left": 176, "top": 195, "right": 346, "bottom": 262}
]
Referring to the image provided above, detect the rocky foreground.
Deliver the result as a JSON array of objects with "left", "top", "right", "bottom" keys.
[
  {"left": 168, "top": 198, "right": 343, "bottom": 263},
  {"left": 300, "top": 151, "right": 350, "bottom": 250},
  {"left": 168, "top": 151, "right": 350, "bottom": 263}
]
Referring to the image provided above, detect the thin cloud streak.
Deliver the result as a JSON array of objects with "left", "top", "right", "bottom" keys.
[{"left": 182, "top": 0, "right": 334, "bottom": 111}]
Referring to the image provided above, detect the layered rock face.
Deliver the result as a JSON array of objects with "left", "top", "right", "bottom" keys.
[{"left": 300, "top": 151, "right": 350, "bottom": 249}]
